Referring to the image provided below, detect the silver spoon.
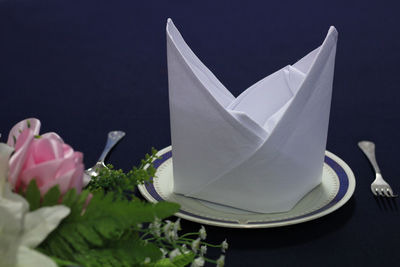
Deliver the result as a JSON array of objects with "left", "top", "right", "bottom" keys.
[{"left": 85, "top": 131, "right": 126, "bottom": 177}]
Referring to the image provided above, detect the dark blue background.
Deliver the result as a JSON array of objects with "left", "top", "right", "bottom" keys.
[{"left": 1, "top": 0, "right": 399, "bottom": 266}]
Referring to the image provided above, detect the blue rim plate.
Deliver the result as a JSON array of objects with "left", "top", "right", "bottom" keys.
[{"left": 138, "top": 146, "right": 356, "bottom": 228}]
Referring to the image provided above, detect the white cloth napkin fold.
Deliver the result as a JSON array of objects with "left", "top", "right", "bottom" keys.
[{"left": 166, "top": 19, "right": 338, "bottom": 213}]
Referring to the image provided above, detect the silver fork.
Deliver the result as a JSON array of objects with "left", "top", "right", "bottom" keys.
[{"left": 358, "top": 141, "right": 397, "bottom": 197}]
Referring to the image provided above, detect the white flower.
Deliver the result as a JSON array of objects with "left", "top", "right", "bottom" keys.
[
  {"left": 181, "top": 244, "right": 188, "bottom": 252},
  {"left": 166, "top": 229, "right": 178, "bottom": 242},
  {"left": 169, "top": 248, "right": 182, "bottom": 260},
  {"left": 191, "top": 238, "right": 201, "bottom": 253},
  {"left": 149, "top": 218, "right": 161, "bottom": 237},
  {"left": 216, "top": 255, "right": 225, "bottom": 267},
  {"left": 154, "top": 217, "right": 162, "bottom": 228},
  {"left": 143, "top": 257, "right": 151, "bottom": 263},
  {"left": 199, "top": 226, "right": 207, "bottom": 240},
  {"left": 173, "top": 218, "right": 181, "bottom": 235},
  {"left": 160, "top": 248, "right": 168, "bottom": 258},
  {"left": 200, "top": 245, "right": 207, "bottom": 256},
  {"left": 0, "top": 143, "right": 70, "bottom": 267},
  {"left": 163, "top": 220, "right": 172, "bottom": 236},
  {"left": 221, "top": 239, "right": 229, "bottom": 252},
  {"left": 191, "top": 257, "right": 205, "bottom": 267}
]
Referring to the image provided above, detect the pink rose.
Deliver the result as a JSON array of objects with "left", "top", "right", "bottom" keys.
[{"left": 7, "top": 118, "right": 84, "bottom": 196}]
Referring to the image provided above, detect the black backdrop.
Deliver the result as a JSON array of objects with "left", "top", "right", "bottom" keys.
[{"left": 1, "top": 0, "right": 400, "bottom": 266}]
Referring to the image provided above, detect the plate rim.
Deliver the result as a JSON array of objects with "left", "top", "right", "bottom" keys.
[{"left": 138, "top": 146, "right": 356, "bottom": 228}]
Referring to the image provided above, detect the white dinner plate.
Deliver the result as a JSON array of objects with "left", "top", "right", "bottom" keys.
[{"left": 138, "top": 146, "right": 355, "bottom": 228}]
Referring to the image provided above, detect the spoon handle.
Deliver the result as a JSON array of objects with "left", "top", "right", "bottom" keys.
[{"left": 97, "top": 131, "right": 126, "bottom": 163}]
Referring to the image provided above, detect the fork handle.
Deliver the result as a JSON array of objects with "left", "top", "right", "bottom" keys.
[{"left": 358, "top": 141, "right": 381, "bottom": 174}]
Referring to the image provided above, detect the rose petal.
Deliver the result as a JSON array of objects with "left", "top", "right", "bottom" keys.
[
  {"left": 19, "top": 159, "right": 63, "bottom": 189},
  {"left": 68, "top": 161, "right": 84, "bottom": 194},
  {"left": 30, "top": 137, "right": 64, "bottom": 163},
  {"left": 8, "top": 129, "right": 35, "bottom": 188},
  {"left": 62, "top": 144, "right": 74, "bottom": 158},
  {"left": 40, "top": 132, "right": 64, "bottom": 144},
  {"left": 7, "top": 118, "right": 40, "bottom": 147},
  {"left": 55, "top": 154, "right": 77, "bottom": 178},
  {"left": 39, "top": 168, "right": 75, "bottom": 195}
]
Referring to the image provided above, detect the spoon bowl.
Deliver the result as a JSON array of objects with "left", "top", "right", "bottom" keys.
[{"left": 84, "top": 131, "right": 126, "bottom": 178}]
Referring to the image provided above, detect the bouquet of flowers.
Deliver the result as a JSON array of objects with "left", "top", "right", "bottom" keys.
[{"left": 0, "top": 118, "right": 227, "bottom": 267}]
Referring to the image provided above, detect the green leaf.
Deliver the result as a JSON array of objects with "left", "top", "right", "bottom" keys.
[
  {"left": 154, "top": 258, "right": 176, "bottom": 267},
  {"left": 171, "top": 252, "right": 195, "bottom": 267},
  {"left": 25, "top": 179, "right": 41, "bottom": 211},
  {"left": 39, "top": 190, "right": 180, "bottom": 266},
  {"left": 61, "top": 188, "right": 78, "bottom": 207},
  {"left": 86, "top": 148, "right": 160, "bottom": 200},
  {"left": 48, "top": 255, "right": 79, "bottom": 267},
  {"left": 42, "top": 185, "right": 61, "bottom": 207}
]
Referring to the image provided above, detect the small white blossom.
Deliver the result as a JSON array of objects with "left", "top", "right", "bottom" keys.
[
  {"left": 163, "top": 220, "right": 172, "bottom": 235},
  {"left": 143, "top": 257, "right": 151, "bottom": 264},
  {"left": 168, "top": 229, "right": 178, "bottom": 241},
  {"left": 149, "top": 220, "right": 161, "bottom": 237},
  {"left": 173, "top": 218, "right": 181, "bottom": 235},
  {"left": 169, "top": 248, "right": 182, "bottom": 260},
  {"left": 199, "top": 226, "right": 207, "bottom": 240},
  {"left": 200, "top": 245, "right": 207, "bottom": 256},
  {"left": 191, "top": 238, "right": 201, "bottom": 253},
  {"left": 160, "top": 248, "right": 168, "bottom": 258},
  {"left": 221, "top": 239, "right": 229, "bottom": 252},
  {"left": 163, "top": 220, "right": 172, "bottom": 239},
  {"left": 154, "top": 217, "right": 161, "bottom": 228},
  {"left": 216, "top": 255, "right": 225, "bottom": 267},
  {"left": 191, "top": 257, "right": 205, "bottom": 267}
]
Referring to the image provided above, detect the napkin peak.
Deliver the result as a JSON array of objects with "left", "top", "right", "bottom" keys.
[{"left": 167, "top": 19, "right": 338, "bottom": 213}]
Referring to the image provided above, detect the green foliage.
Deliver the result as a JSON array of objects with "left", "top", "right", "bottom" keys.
[
  {"left": 87, "top": 147, "right": 160, "bottom": 200},
  {"left": 171, "top": 252, "right": 195, "bottom": 267},
  {"left": 42, "top": 185, "right": 61, "bottom": 207},
  {"left": 25, "top": 179, "right": 41, "bottom": 210},
  {"left": 24, "top": 180, "right": 63, "bottom": 210},
  {"left": 153, "top": 253, "right": 195, "bottom": 267},
  {"left": 39, "top": 189, "right": 180, "bottom": 266},
  {"left": 49, "top": 256, "right": 79, "bottom": 267}
]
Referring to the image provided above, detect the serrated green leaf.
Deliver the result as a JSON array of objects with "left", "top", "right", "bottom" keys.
[
  {"left": 154, "top": 258, "right": 176, "bottom": 267},
  {"left": 38, "top": 149, "right": 184, "bottom": 267},
  {"left": 42, "top": 185, "right": 61, "bottom": 207},
  {"left": 171, "top": 252, "right": 195, "bottom": 267},
  {"left": 49, "top": 256, "right": 79, "bottom": 267},
  {"left": 62, "top": 188, "right": 78, "bottom": 207},
  {"left": 25, "top": 179, "right": 40, "bottom": 211},
  {"left": 39, "top": 190, "right": 179, "bottom": 266}
]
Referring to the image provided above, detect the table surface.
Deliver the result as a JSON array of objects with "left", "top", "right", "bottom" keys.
[{"left": 1, "top": 0, "right": 399, "bottom": 266}]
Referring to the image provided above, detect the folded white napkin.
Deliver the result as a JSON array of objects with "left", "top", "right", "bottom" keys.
[{"left": 166, "top": 19, "right": 338, "bottom": 213}]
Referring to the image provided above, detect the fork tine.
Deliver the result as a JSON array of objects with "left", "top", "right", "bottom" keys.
[
  {"left": 387, "top": 188, "right": 398, "bottom": 197},
  {"left": 371, "top": 187, "right": 378, "bottom": 196},
  {"left": 384, "top": 188, "right": 391, "bottom": 197},
  {"left": 379, "top": 188, "right": 385, "bottom": 197}
]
